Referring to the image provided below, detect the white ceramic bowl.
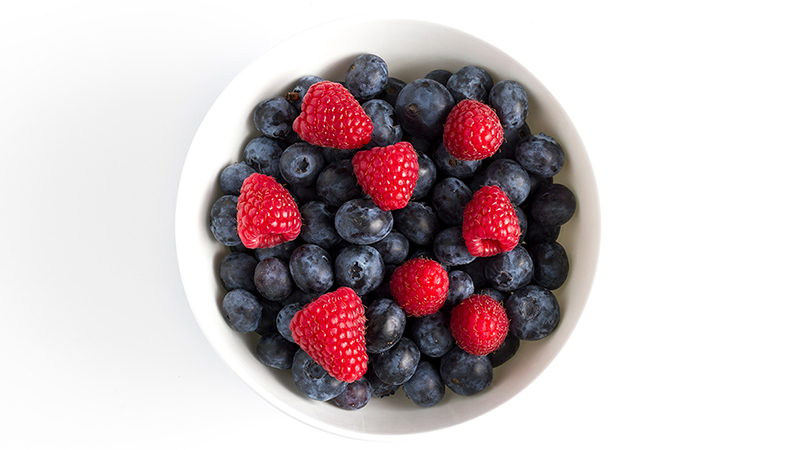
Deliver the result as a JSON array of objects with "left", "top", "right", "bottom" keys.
[{"left": 175, "top": 17, "right": 600, "bottom": 439}]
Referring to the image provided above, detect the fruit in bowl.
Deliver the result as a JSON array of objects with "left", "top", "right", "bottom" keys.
[{"left": 176, "top": 17, "right": 599, "bottom": 438}]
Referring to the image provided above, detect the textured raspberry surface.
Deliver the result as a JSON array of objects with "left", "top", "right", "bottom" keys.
[
  {"left": 289, "top": 287, "right": 368, "bottom": 383},
  {"left": 352, "top": 142, "right": 419, "bottom": 210},
  {"left": 462, "top": 185, "right": 520, "bottom": 257},
  {"left": 450, "top": 294, "right": 510, "bottom": 355},
  {"left": 389, "top": 258, "right": 449, "bottom": 317},
  {"left": 292, "top": 81, "right": 373, "bottom": 150},
  {"left": 236, "top": 173, "right": 301, "bottom": 249},
  {"left": 442, "top": 99, "right": 504, "bottom": 161}
]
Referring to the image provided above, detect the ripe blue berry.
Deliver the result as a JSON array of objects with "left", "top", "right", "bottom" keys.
[
  {"left": 484, "top": 245, "right": 534, "bottom": 292},
  {"left": 256, "top": 332, "right": 298, "bottom": 370},
  {"left": 254, "top": 257, "right": 294, "bottom": 301},
  {"left": 221, "top": 289, "right": 263, "bottom": 333},
  {"left": 279, "top": 142, "right": 325, "bottom": 187},
  {"left": 253, "top": 96, "right": 297, "bottom": 139},
  {"left": 487, "top": 80, "right": 529, "bottom": 130},
  {"left": 334, "top": 245, "right": 385, "bottom": 296},
  {"left": 331, "top": 377, "right": 371, "bottom": 410},
  {"left": 409, "top": 311, "right": 454, "bottom": 358},
  {"left": 505, "top": 285, "right": 561, "bottom": 340},
  {"left": 403, "top": 360, "right": 445, "bottom": 407},
  {"left": 395, "top": 78, "right": 455, "bottom": 140},
  {"left": 345, "top": 53, "right": 389, "bottom": 102},
  {"left": 334, "top": 198, "right": 394, "bottom": 245},
  {"left": 364, "top": 298, "right": 406, "bottom": 354},
  {"left": 529, "top": 240, "right": 570, "bottom": 290},
  {"left": 292, "top": 350, "right": 347, "bottom": 401},
  {"left": 446, "top": 65, "right": 494, "bottom": 103},
  {"left": 440, "top": 346, "right": 493, "bottom": 396},
  {"left": 219, "top": 252, "right": 258, "bottom": 293},
  {"left": 515, "top": 132, "right": 565, "bottom": 179},
  {"left": 371, "top": 337, "right": 420, "bottom": 385},
  {"left": 289, "top": 244, "right": 334, "bottom": 295},
  {"left": 209, "top": 195, "right": 241, "bottom": 247}
]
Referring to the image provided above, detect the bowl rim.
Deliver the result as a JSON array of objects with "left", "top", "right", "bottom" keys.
[{"left": 175, "top": 14, "right": 601, "bottom": 440}]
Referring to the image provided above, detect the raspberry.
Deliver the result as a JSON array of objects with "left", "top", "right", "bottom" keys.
[
  {"left": 236, "top": 173, "right": 301, "bottom": 249},
  {"left": 352, "top": 142, "right": 419, "bottom": 210},
  {"left": 442, "top": 99, "right": 504, "bottom": 161},
  {"left": 462, "top": 185, "right": 520, "bottom": 257},
  {"left": 389, "top": 258, "right": 449, "bottom": 317},
  {"left": 292, "top": 81, "right": 373, "bottom": 150},
  {"left": 289, "top": 287, "right": 369, "bottom": 383},
  {"left": 449, "top": 294, "right": 510, "bottom": 355}
]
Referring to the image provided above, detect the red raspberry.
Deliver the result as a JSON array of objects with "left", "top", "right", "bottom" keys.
[
  {"left": 292, "top": 81, "right": 373, "bottom": 150},
  {"left": 352, "top": 142, "right": 419, "bottom": 211},
  {"left": 236, "top": 173, "right": 301, "bottom": 249},
  {"left": 289, "top": 287, "right": 368, "bottom": 383},
  {"left": 389, "top": 258, "right": 449, "bottom": 317},
  {"left": 462, "top": 185, "right": 520, "bottom": 257},
  {"left": 442, "top": 99, "right": 504, "bottom": 161},
  {"left": 449, "top": 294, "right": 510, "bottom": 355}
]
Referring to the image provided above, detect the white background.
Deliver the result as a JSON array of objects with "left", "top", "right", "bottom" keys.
[{"left": 1, "top": 0, "right": 798, "bottom": 448}]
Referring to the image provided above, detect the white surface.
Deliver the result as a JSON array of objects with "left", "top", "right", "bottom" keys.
[
  {"left": 176, "top": 17, "right": 599, "bottom": 438},
  {"left": 1, "top": 1, "right": 798, "bottom": 449}
]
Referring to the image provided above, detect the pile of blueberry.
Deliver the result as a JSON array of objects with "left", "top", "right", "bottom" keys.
[{"left": 209, "top": 53, "right": 575, "bottom": 409}]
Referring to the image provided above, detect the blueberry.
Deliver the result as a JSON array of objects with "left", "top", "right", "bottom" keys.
[
  {"left": 370, "top": 231, "right": 409, "bottom": 266},
  {"left": 515, "top": 132, "right": 565, "bottom": 179},
  {"left": 470, "top": 159, "right": 532, "bottom": 205},
  {"left": 287, "top": 183, "right": 320, "bottom": 205},
  {"left": 345, "top": 53, "right": 389, "bottom": 102},
  {"left": 439, "top": 346, "right": 493, "bottom": 396},
  {"left": 254, "top": 257, "right": 294, "bottom": 301},
  {"left": 487, "top": 333, "right": 520, "bottom": 367},
  {"left": 432, "top": 140, "right": 481, "bottom": 179},
  {"left": 253, "top": 96, "right": 297, "bottom": 139},
  {"left": 423, "top": 69, "right": 452, "bottom": 86},
  {"left": 431, "top": 177, "right": 472, "bottom": 226},
  {"left": 276, "top": 302, "right": 304, "bottom": 343},
  {"left": 412, "top": 151, "right": 437, "bottom": 199},
  {"left": 376, "top": 77, "right": 406, "bottom": 107},
  {"left": 487, "top": 80, "right": 529, "bottom": 130},
  {"left": 219, "top": 162, "right": 256, "bottom": 195},
  {"left": 362, "top": 99, "right": 402, "bottom": 148},
  {"left": 254, "top": 240, "right": 297, "bottom": 262},
  {"left": 371, "top": 337, "right": 420, "bottom": 385},
  {"left": 289, "top": 244, "right": 334, "bottom": 295},
  {"left": 331, "top": 377, "right": 371, "bottom": 410},
  {"left": 505, "top": 285, "right": 561, "bottom": 340},
  {"left": 409, "top": 311, "right": 454, "bottom": 358},
  {"left": 256, "top": 332, "right": 298, "bottom": 370},
  {"left": 485, "top": 245, "right": 534, "bottom": 292},
  {"left": 219, "top": 252, "right": 258, "bottom": 293},
  {"left": 243, "top": 135, "right": 285, "bottom": 178},
  {"left": 335, "top": 198, "right": 394, "bottom": 245},
  {"left": 209, "top": 195, "right": 241, "bottom": 247},
  {"left": 393, "top": 201, "right": 440, "bottom": 246},
  {"left": 364, "top": 298, "right": 406, "bottom": 354},
  {"left": 221, "top": 289, "right": 262, "bottom": 333},
  {"left": 443, "top": 269, "right": 474, "bottom": 312},
  {"left": 316, "top": 160, "right": 362, "bottom": 207},
  {"left": 286, "top": 75, "right": 324, "bottom": 111},
  {"left": 403, "top": 360, "right": 446, "bottom": 408},
  {"left": 529, "top": 183, "right": 576, "bottom": 227},
  {"left": 292, "top": 350, "right": 347, "bottom": 401},
  {"left": 299, "top": 201, "right": 341, "bottom": 249},
  {"left": 279, "top": 142, "right": 325, "bottom": 187},
  {"left": 529, "top": 240, "right": 569, "bottom": 290},
  {"left": 335, "top": 245, "right": 385, "bottom": 295},
  {"left": 395, "top": 78, "right": 455, "bottom": 140},
  {"left": 433, "top": 227, "right": 476, "bottom": 267},
  {"left": 446, "top": 65, "right": 494, "bottom": 103},
  {"left": 366, "top": 365, "right": 399, "bottom": 398}
]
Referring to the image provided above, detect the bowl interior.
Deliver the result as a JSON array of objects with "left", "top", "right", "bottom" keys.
[{"left": 175, "top": 17, "right": 600, "bottom": 438}]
